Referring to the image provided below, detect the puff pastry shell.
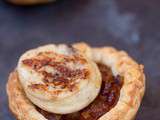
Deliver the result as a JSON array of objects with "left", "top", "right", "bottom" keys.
[{"left": 6, "top": 43, "right": 145, "bottom": 120}]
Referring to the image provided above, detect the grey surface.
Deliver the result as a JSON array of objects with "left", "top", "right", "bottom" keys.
[{"left": 0, "top": 0, "right": 160, "bottom": 119}]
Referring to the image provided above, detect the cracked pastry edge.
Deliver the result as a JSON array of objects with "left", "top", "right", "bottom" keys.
[{"left": 6, "top": 43, "right": 145, "bottom": 120}]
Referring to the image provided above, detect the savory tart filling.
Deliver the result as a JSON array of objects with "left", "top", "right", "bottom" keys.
[{"left": 36, "top": 63, "right": 123, "bottom": 120}]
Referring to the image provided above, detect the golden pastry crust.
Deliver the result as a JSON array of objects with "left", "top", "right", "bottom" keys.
[
  {"left": 6, "top": 43, "right": 145, "bottom": 120},
  {"left": 7, "top": 71, "right": 48, "bottom": 120}
]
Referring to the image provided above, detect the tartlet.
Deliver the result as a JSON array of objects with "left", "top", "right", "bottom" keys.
[
  {"left": 6, "top": 43, "right": 145, "bottom": 120},
  {"left": 7, "top": 0, "right": 55, "bottom": 5}
]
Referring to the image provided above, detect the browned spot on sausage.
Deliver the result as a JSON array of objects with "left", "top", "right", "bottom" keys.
[
  {"left": 28, "top": 84, "right": 47, "bottom": 91},
  {"left": 40, "top": 68, "right": 89, "bottom": 91},
  {"left": 22, "top": 58, "right": 50, "bottom": 70},
  {"left": 22, "top": 52, "right": 90, "bottom": 92}
]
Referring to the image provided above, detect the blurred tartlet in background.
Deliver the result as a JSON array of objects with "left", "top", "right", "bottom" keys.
[{"left": 7, "top": 0, "right": 56, "bottom": 5}]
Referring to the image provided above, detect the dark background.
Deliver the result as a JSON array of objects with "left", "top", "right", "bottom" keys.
[{"left": 0, "top": 0, "right": 160, "bottom": 119}]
